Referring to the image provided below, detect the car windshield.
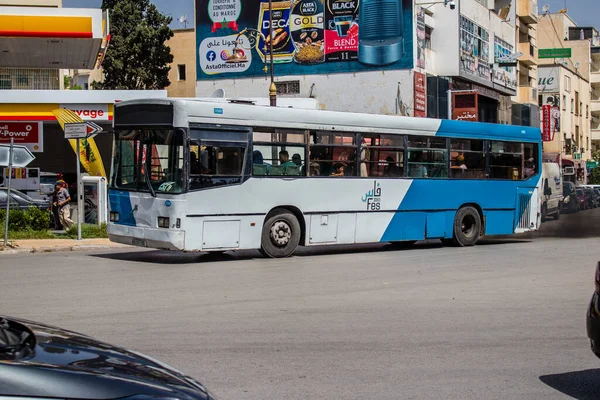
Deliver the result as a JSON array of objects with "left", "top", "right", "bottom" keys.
[
  {"left": 111, "top": 129, "right": 186, "bottom": 195},
  {"left": 1, "top": 188, "right": 34, "bottom": 202},
  {"left": 577, "top": 189, "right": 583, "bottom": 195}
]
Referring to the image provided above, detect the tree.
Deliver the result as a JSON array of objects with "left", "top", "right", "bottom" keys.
[
  {"left": 93, "top": 0, "right": 174, "bottom": 90},
  {"left": 590, "top": 168, "right": 600, "bottom": 184}
]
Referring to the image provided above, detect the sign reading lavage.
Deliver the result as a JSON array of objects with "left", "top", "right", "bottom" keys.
[{"left": 196, "top": 0, "right": 414, "bottom": 80}]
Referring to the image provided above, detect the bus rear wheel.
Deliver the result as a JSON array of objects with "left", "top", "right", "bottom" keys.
[
  {"left": 451, "top": 206, "right": 481, "bottom": 247},
  {"left": 260, "top": 211, "right": 301, "bottom": 258}
]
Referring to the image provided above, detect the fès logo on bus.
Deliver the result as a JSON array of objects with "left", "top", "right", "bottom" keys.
[{"left": 361, "top": 180, "right": 382, "bottom": 211}]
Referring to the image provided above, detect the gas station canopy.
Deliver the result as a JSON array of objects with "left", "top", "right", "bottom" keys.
[{"left": 0, "top": 6, "right": 109, "bottom": 69}]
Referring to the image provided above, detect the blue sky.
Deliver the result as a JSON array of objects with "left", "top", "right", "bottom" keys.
[
  {"left": 64, "top": 0, "right": 597, "bottom": 30},
  {"left": 62, "top": 0, "right": 194, "bottom": 29}
]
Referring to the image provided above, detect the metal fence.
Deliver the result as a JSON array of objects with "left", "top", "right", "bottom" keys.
[{"left": 0, "top": 68, "right": 60, "bottom": 90}]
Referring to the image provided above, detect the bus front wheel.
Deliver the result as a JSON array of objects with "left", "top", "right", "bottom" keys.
[
  {"left": 260, "top": 211, "right": 301, "bottom": 258},
  {"left": 451, "top": 206, "right": 481, "bottom": 247}
]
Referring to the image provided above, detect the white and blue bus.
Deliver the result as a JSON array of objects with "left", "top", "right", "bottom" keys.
[{"left": 107, "top": 98, "right": 542, "bottom": 258}]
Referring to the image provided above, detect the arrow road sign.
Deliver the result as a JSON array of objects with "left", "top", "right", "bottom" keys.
[
  {"left": 64, "top": 122, "right": 103, "bottom": 139},
  {"left": 0, "top": 143, "right": 35, "bottom": 167}
]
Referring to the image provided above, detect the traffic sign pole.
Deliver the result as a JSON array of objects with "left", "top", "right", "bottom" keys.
[
  {"left": 4, "top": 138, "right": 14, "bottom": 246},
  {"left": 76, "top": 139, "right": 82, "bottom": 241}
]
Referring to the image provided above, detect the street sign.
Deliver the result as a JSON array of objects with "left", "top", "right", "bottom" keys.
[
  {"left": 539, "top": 48, "right": 572, "bottom": 59},
  {"left": 64, "top": 122, "right": 103, "bottom": 139},
  {"left": 496, "top": 52, "right": 523, "bottom": 63},
  {"left": 587, "top": 161, "right": 598, "bottom": 169},
  {"left": 0, "top": 143, "right": 35, "bottom": 167}
]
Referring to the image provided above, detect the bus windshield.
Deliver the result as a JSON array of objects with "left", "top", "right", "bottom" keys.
[{"left": 111, "top": 129, "right": 185, "bottom": 194}]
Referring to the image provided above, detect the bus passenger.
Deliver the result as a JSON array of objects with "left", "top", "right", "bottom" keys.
[
  {"left": 253, "top": 150, "right": 271, "bottom": 173},
  {"left": 383, "top": 156, "right": 401, "bottom": 177},
  {"left": 330, "top": 163, "right": 345, "bottom": 177},
  {"left": 409, "top": 152, "right": 428, "bottom": 178},
  {"left": 360, "top": 139, "right": 370, "bottom": 177},
  {"left": 279, "top": 150, "right": 296, "bottom": 173},
  {"left": 190, "top": 152, "right": 200, "bottom": 175}
]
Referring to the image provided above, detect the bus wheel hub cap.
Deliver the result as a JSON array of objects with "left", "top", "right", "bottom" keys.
[{"left": 271, "top": 221, "right": 291, "bottom": 246}]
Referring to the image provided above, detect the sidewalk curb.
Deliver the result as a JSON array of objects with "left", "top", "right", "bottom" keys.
[{"left": 1, "top": 244, "right": 131, "bottom": 254}]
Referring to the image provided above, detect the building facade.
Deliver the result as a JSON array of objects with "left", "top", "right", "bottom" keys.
[
  {"left": 415, "top": 0, "right": 518, "bottom": 123},
  {"left": 511, "top": 0, "right": 539, "bottom": 127},
  {"left": 166, "top": 28, "right": 196, "bottom": 98},
  {"left": 0, "top": 3, "right": 166, "bottom": 177},
  {"left": 537, "top": 12, "right": 595, "bottom": 182},
  {"left": 194, "top": 0, "right": 415, "bottom": 115}
]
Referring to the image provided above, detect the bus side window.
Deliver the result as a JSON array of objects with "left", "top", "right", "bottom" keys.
[
  {"left": 253, "top": 128, "right": 306, "bottom": 177},
  {"left": 360, "top": 134, "right": 404, "bottom": 177},
  {"left": 450, "top": 139, "right": 485, "bottom": 179},
  {"left": 488, "top": 141, "right": 523, "bottom": 180},
  {"left": 407, "top": 136, "right": 447, "bottom": 178},
  {"left": 523, "top": 143, "right": 538, "bottom": 179},
  {"left": 309, "top": 131, "right": 356, "bottom": 177}
]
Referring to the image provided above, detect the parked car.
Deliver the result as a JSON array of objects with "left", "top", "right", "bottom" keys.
[
  {"left": 587, "top": 262, "right": 600, "bottom": 359},
  {"left": 562, "top": 181, "right": 578, "bottom": 213},
  {"left": 576, "top": 188, "right": 588, "bottom": 211},
  {"left": 0, "top": 315, "right": 217, "bottom": 400},
  {"left": 39, "top": 171, "right": 59, "bottom": 201},
  {"left": 583, "top": 187, "right": 598, "bottom": 208},
  {"left": 0, "top": 188, "right": 50, "bottom": 210},
  {"left": 541, "top": 162, "right": 562, "bottom": 221}
]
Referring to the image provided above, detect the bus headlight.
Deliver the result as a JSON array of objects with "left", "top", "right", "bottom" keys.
[
  {"left": 158, "top": 217, "right": 170, "bottom": 228},
  {"left": 110, "top": 211, "right": 119, "bottom": 222}
]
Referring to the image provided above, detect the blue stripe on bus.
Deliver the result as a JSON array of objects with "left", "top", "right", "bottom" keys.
[
  {"left": 108, "top": 190, "right": 136, "bottom": 226},
  {"left": 436, "top": 120, "right": 541, "bottom": 141},
  {"left": 380, "top": 177, "right": 540, "bottom": 242}
]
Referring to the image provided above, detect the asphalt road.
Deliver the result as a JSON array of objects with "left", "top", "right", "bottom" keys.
[{"left": 2, "top": 209, "right": 600, "bottom": 400}]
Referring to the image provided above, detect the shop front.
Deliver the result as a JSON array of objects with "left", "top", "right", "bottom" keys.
[{"left": 0, "top": 91, "right": 167, "bottom": 177}]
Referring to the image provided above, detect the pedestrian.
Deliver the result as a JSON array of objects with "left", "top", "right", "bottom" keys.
[
  {"left": 50, "top": 184, "right": 62, "bottom": 230},
  {"left": 54, "top": 181, "right": 73, "bottom": 229}
]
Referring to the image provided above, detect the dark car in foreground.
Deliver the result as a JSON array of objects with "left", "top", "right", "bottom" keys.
[
  {"left": 587, "top": 262, "right": 600, "bottom": 359},
  {"left": 0, "top": 316, "right": 216, "bottom": 400}
]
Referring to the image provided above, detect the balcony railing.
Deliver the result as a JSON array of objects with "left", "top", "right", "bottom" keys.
[
  {"left": 518, "top": 86, "right": 537, "bottom": 104},
  {"left": 592, "top": 72, "right": 600, "bottom": 88},
  {"left": 0, "top": 68, "right": 60, "bottom": 90},
  {"left": 518, "top": 42, "right": 537, "bottom": 66},
  {"left": 591, "top": 99, "right": 600, "bottom": 114},
  {"left": 518, "top": 0, "right": 538, "bottom": 25}
]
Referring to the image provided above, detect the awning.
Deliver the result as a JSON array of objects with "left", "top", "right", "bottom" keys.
[{"left": 0, "top": 7, "right": 109, "bottom": 69}]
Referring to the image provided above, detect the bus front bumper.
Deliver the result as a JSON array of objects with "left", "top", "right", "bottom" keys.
[{"left": 108, "top": 224, "right": 185, "bottom": 251}]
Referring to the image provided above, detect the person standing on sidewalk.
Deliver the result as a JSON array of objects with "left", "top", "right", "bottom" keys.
[{"left": 54, "top": 181, "right": 73, "bottom": 229}]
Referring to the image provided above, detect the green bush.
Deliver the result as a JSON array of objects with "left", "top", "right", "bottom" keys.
[
  {"left": 8, "top": 229, "right": 56, "bottom": 240},
  {"left": 0, "top": 206, "right": 51, "bottom": 231},
  {"left": 66, "top": 223, "right": 108, "bottom": 239},
  {"left": 590, "top": 168, "right": 600, "bottom": 185}
]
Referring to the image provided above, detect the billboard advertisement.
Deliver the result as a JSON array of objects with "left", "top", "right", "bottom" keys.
[
  {"left": 0, "top": 122, "right": 43, "bottom": 152},
  {"left": 413, "top": 72, "right": 426, "bottom": 118},
  {"left": 538, "top": 67, "right": 559, "bottom": 92},
  {"left": 196, "top": 0, "right": 414, "bottom": 80},
  {"left": 452, "top": 91, "right": 478, "bottom": 122}
]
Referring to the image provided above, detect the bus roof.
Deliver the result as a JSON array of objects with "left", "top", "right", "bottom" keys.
[{"left": 114, "top": 98, "right": 542, "bottom": 143}]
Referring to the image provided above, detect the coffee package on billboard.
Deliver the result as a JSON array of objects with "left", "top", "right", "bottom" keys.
[
  {"left": 325, "top": 0, "right": 359, "bottom": 62},
  {"left": 290, "top": 0, "right": 325, "bottom": 64},
  {"left": 257, "top": 0, "right": 294, "bottom": 63}
]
